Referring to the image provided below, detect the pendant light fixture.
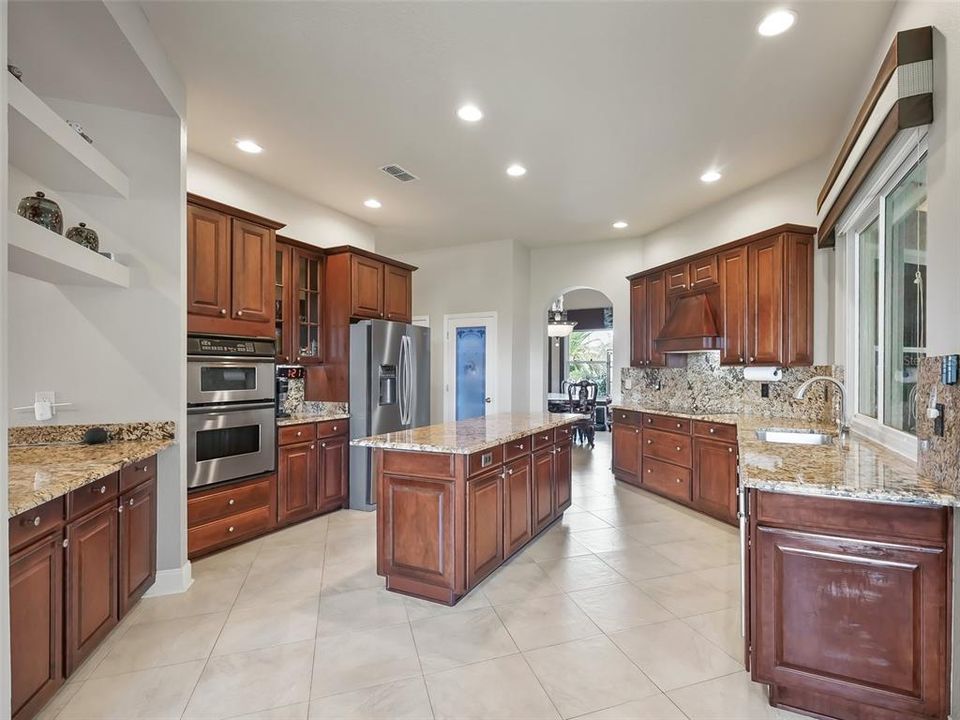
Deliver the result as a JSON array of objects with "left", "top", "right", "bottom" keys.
[{"left": 547, "top": 296, "right": 577, "bottom": 345}]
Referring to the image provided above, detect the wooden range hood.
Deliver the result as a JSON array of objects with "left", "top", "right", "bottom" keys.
[{"left": 653, "top": 292, "right": 722, "bottom": 353}]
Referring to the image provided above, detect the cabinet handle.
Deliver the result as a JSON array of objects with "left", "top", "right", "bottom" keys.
[
  {"left": 237, "top": 310, "right": 244, "bottom": 317},
  {"left": 219, "top": 308, "right": 227, "bottom": 315},
  {"left": 31, "top": 516, "right": 40, "bottom": 527},
  {"left": 228, "top": 526, "right": 235, "bottom": 533},
  {"left": 228, "top": 498, "right": 235, "bottom": 505},
  {"left": 519, "top": 443, "right": 524, "bottom": 450},
  {"left": 141, "top": 465, "right": 149, "bottom": 472},
  {"left": 94, "top": 485, "right": 106, "bottom": 494}
]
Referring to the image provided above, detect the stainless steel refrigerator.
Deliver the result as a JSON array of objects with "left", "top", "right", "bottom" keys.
[{"left": 349, "top": 320, "right": 431, "bottom": 510}]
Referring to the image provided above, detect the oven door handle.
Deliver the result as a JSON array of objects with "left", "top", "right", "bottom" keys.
[{"left": 187, "top": 401, "right": 276, "bottom": 415}]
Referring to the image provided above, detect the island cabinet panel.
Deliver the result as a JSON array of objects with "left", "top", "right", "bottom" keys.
[
  {"left": 692, "top": 438, "right": 738, "bottom": 524},
  {"left": 503, "top": 457, "right": 533, "bottom": 556},
  {"left": 532, "top": 448, "right": 555, "bottom": 533},
  {"left": 750, "top": 491, "right": 952, "bottom": 720},
  {"left": 611, "top": 423, "right": 641, "bottom": 485},
  {"left": 118, "top": 478, "right": 157, "bottom": 617},
  {"left": 553, "top": 441, "right": 572, "bottom": 514},
  {"left": 65, "top": 501, "right": 119, "bottom": 675},
  {"left": 466, "top": 470, "right": 504, "bottom": 587},
  {"left": 10, "top": 532, "right": 63, "bottom": 720}
]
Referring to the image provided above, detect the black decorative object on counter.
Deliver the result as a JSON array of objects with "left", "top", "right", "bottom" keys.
[
  {"left": 82, "top": 427, "right": 109, "bottom": 445},
  {"left": 17, "top": 191, "right": 63, "bottom": 234},
  {"left": 66, "top": 222, "right": 99, "bottom": 251}
]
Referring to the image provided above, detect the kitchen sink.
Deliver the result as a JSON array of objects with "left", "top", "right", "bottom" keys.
[{"left": 754, "top": 428, "right": 835, "bottom": 445}]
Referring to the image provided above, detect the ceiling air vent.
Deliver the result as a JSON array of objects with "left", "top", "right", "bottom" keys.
[{"left": 380, "top": 164, "right": 419, "bottom": 183}]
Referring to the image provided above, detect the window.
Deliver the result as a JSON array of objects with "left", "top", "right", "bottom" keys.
[
  {"left": 567, "top": 329, "right": 613, "bottom": 397},
  {"left": 852, "top": 152, "right": 927, "bottom": 441}
]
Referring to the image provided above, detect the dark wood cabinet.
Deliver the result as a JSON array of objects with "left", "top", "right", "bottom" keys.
[
  {"left": 611, "top": 422, "right": 641, "bottom": 484},
  {"left": 274, "top": 243, "right": 292, "bottom": 362},
  {"left": 65, "top": 501, "right": 119, "bottom": 675},
  {"left": 187, "top": 194, "right": 284, "bottom": 338},
  {"left": 718, "top": 246, "right": 748, "bottom": 365},
  {"left": 350, "top": 255, "right": 385, "bottom": 319},
  {"left": 384, "top": 265, "right": 412, "bottom": 323},
  {"left": 532, "top": 448, "right": 555, "bottom": 533},
  {"left": 503, "top": 456, "right": 533, "bottom": 556},
  {"left": 118, "top": 478, "right": 156, "bottom": 618},
  {"left": 318, "top": 434, "right": 348, "bottom": 512},
  {"left": 750, "top": 491, "right": 951, "bottom": 720},
  {"left": 10, "top": 532, "right": 63, "bottom": 720},
  {"left": 278, "top": 441, "right": 318, "bottom": 526},
  {"left": 626, "top": 224, "right": 815, "bottom": 368},
  {"left": 187, "top": 473, "right": 277, "bottom": 558},
  {"left": 629, "top": 278, "right": 648, "bottom": 367},
  {"left": 692, "top": 438, "right": 738, "bottom": 524},
  {"left": 275, "top": 239, "right": 325, "bottom": 365},
  {"left": 553, "top": 441, "right": 572, "bottom": 514},
  {"left": 186, "top": 203, "right": 231, "bottom": 319},
  {"left": 466, "top": 470, "right": 504, "bottom": 587}
]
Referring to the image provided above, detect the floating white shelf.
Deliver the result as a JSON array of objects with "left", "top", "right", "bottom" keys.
[
  {"left": 7, "top": 79, "right": 130, "bottom": 198},
  {"left": 8, "top": 213, "right": 130, "bottom": 288}
]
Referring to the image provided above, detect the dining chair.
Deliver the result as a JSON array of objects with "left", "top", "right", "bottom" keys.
[{"left": 566, "top": 380, "right": 598, "bottom": 448}]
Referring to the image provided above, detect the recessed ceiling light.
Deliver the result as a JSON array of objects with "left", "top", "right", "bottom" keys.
[
  {"left": 758, "top": 9, "right": 796, "bottom": 37},
  {"left": 235, "top": 139, "right": 263, "bottom": 154},
  {"left": 457, "top": 104, "right": 483, "bottom": 122},
  {"left": 612, "top": 221, "right": 629, "bottom": 229},
  {"left": 700, "top": 169, "right": 723, "bottom": 183},
  {"left": 363, "top": 198, "right": 382, "bottom": 209},
  {"left": 506, "top": 163, "right": 527, "bottom": 177}
]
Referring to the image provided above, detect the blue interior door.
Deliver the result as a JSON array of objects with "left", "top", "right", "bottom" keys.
[{"left": 456, "top": 326, "right": 487, "bottom": 420}]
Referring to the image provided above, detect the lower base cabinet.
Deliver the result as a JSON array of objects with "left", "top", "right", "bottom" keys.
[
  {"left": 278, "top": 440, "right": 318, "bottom": 525},
  {"left": 532, "top": 448, "right": 555, "bottom": 533},
  {"left": 611, "top": 422, "right": 641, "bottom": 483},
  {"left": 10, "top": 457, "right": 158, "bottom": 720},
  {"left": 692, "top": 437, "right": 738, "bottom": 524},
  {"left": 466, "top": 470, "right": 504, "bottom": 586},
  {"left": 749, "top": 490, "right": 952, "bottom": 720},
  {"left": 502, "top": 456, "right": 533, "bottom": 556}
]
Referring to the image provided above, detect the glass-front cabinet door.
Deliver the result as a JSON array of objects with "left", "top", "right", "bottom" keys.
[
  {"left": 275, "top": 244, "right": 292, "bottom": 363},
  {"left": 293, "top": 248, "right": 323, "bottom": 365}
]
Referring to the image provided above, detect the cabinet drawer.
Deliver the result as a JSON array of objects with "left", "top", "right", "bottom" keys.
[
  {"left": 665, "top": 264, "right": 690, "bottom": 294},
  {"left": 67, "top": 472, "right": 119, "bottom": 521},
  {"left": 612, "top": 409, "right": 643, "bottom": 427},
  {"left": 692, "top": 420, "right": 737, "bottom": 442},
  {"left": 503, "top": 435, "right": 531, "bottom": 461},
  {"left": 279, "top": 423, "right": 316, "bottom": 445},
  {"left": 317, "top": 419, "right": 347, "bottom": 438},
  {"left": 120, "top": 455, "right": 156, "bottom": 492},
  {"left": 188, "top": 506, "right": 274, "bottom": 557},
  {"left": 188, "top": 474, "right": 275, "bottom": 527},
  {"left": 468, "top": 445, "right": 503, "bottom": 479},
  {"left": 643, "top": 414, "right": 691, "bottom": 434},
  {"left": 643, "top": 429, "right": 692, "bottom": 466},
  {"left": 555, "top": 424, "right": 574, "bottom": 444},
  {"left": 642, "top": 458, "right": 692, "bottom": 502},
  {"left": 689, "top": 255, "right": 719, "bottom": 289},
  {"left": 9, "top": 497, "right": 65, "bottom": 553},
  {"left": 531, "top": 428, "right": 556, "bottom": 450}
]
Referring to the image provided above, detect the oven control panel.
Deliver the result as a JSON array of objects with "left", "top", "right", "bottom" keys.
[{"left": 187, "top": 335, "right": 275, "bottom": 357}]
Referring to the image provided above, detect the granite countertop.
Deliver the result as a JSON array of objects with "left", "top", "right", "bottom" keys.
[
  {"left": 9, "top": 438, "right": 175, "bottom": 517},
  {"left": 351, "top": 412, "right": 583, "bottom": 454},
  {"left": 609, "top": 404, "right": 739, "bottom": 425},
  {"left": 277, "top": 412, "right": 351, "bottom": 427}
]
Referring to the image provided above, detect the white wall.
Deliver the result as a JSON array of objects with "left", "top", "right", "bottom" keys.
[
  {"left": 392, "top": 239, "right": 527, "bottom": 423},
  {"left": 188, "top": 152, "right": 375, "bottom": 251},
  {"left": 0, "top": 1, "right": 11, "bottom": 711},
  {"left": 527, "top": 155, "right": 829, "bottom": 412}
]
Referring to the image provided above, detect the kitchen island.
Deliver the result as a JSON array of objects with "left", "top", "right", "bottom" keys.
[{"left": 352, "top": 412, "right": 580, "bottom": 604}]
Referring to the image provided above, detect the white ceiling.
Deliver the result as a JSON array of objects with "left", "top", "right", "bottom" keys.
[{"left": 141, "top": 1, "right": 894, "bottom": 251}]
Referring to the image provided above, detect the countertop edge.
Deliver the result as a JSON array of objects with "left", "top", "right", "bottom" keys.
[
  {"left": 277, "top": 413, "right": 351, "bottom": 427},
  {"left": 9, "top": 438, "right": 176, "bottom": 518}
]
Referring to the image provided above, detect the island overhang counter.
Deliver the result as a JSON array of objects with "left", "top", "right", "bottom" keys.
[{"left": 352, "top": 412, "right": 580, "bottom": 604}]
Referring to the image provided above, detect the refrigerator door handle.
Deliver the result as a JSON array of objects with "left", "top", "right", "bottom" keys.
[{"left": 399, "top": 335, "right": 412, "bottom": 426}]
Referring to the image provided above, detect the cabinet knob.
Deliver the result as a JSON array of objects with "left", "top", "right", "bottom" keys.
[
  {"left": 321, "top": 443, "right": 326, "bottom": 448},
  {"left": 228, "top": 498, "right": 235, "bottom": 505},
  {"left": 228, "top": 526, "right": 235, "bottom": 533},
  {"left": 519, "top": 444, "right": 524, "bottom": 450},
  {"left": 141, "top": 465, "right": 149, "bottom": 472},
  {"left": 96, "top": 485, "right": 106, "bottom": 494},
  {"left": 62, "top": 538, "right": 69, "bottom": 548},
  {"left": 332, "top": 425, "right": 338, "bottom": 432},
  {"left": 635, "top": 429, "right": 639, "bottom": 434},
  {"left": 739, "top": 356, "right": 744, "bottom": 363},
  {"left": 676, "top": 478, "right": 682, "bottom": 483},
  {"left": 32, "top": 516, "right": 40, "bottom": 527},
  {"left": 296, "top": 431, "right": 302, "bottom": 437},
  {"left": 237, "top": 310, "right": 244, "bottom": 317},
  {"left": 507, "top": 468, "right": 514, "bottom": 475},
  {"left": 728, "top": 447, "right": 734, "bottom": 453},
  {"left": 129, "top": 498, "right": 135, "bottom": 507},
  {"left": 675, "top": 446, "right": 681, "bottom": 452},
  {"left": 646, "top": 468, "right": 652, "bottom": 474},
  {"left": 220, "top": 308, "right": 227, "bottom": 315},
  {"left": 709, "top": 428, "right": 715, "bottom": 434},
  {"left": 646, "top": 439, "right": 652, "bottom": 445},
  {"left": 500, "top": 472, "right": 506, "bottom": 479},
  {"left": 387, "top": 313, "right": 392, "bottom": 319},
  {"left": 676, "top": 423, "right": 681, "bottom": 428},
  {"left": 647, "top": 418, "right": 652, "bottom": 424},
  {"left": 117, "top": 504, "right": 123, "bottom": 513},
  {"left": 749, "top": 356, "right": 755, "bottom": 362},
  {"left": 311, "top": 444, "right": 316, "bottom": 450},
  {"left": 296, "top": 356, "right": 301, "bottom": 363}
]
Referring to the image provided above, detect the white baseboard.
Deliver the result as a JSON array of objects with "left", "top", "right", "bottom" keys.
[{"left": 144, "top": 561, "right": 193, "bottom": 597}]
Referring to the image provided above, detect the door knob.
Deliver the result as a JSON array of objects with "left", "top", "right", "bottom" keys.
[{"left": 484, "top": 397, "right": 492, "bottom": 404}]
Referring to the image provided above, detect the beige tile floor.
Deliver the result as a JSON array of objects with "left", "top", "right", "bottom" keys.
[{"left": 39, "top": 434, "right": 805, "bottom": 720}]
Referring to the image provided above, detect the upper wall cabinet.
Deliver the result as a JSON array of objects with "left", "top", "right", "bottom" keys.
[
  {"left": 275, "top": 236, "right": 324, "bottom": 365},
  {"left": 627, "top": 224, "right": 815, "bottom": 368},
  {"left": 187, "top": 194, "right": 284, "bottom": 339}
]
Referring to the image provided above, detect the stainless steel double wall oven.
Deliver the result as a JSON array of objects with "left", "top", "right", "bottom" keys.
[{"left": 187, "top": 335, "right": 276, "bottom": 489}]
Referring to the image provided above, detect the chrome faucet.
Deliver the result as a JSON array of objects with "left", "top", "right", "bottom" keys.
[{"left": 794, "top": 376, "right": 847, "bottom": 438}]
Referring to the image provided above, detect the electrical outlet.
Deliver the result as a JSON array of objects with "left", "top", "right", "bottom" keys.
[
  {"left": 761, "top": 383, "right": 770, "bottom": 398},
  {"left": 35, "top": 391, "right": 56, "bottom": 406}
]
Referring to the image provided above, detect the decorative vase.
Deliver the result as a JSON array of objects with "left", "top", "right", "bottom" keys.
[
  {"left": 17, "top": 191, "right": 63, "bottom": 234},
  {"left": 66, "top": 222, "right": 99, "bottom": 251}
]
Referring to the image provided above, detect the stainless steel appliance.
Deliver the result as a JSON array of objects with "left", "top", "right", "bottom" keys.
[
  {"left": 187, "top": 335, "right": 276, "bottom": 489},
  {"left": 349, "top": 320, "right": 430, "bottom": 510}
]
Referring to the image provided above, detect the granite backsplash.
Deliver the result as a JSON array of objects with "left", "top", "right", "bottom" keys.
[
  {"left": 281, "top": 377, "right": 348, "bottom": 418},
  {"left": 620, "top": 352, "right": 841, "bottom": 423},
  {"left": 10, "top": 421, "right": 176, "bottom": 447},
  {"left": 916, "top": 355, "right": 960, "bottom": 490}
]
